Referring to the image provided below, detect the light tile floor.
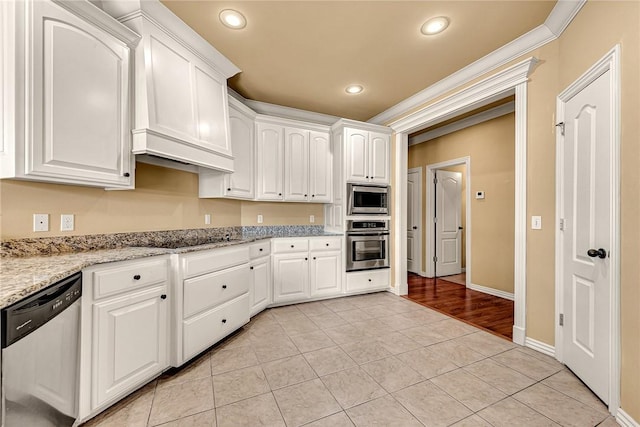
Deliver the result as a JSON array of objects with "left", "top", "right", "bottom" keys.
[{"left": 82, "top": 291, "right": 615, "bottom": 427}]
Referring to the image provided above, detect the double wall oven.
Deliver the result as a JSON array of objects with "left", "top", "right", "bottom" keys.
[{"left": 346, "top": 183, "right": 391, "bottom": 272}]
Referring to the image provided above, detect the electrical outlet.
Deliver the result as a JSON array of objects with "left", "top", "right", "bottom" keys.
[
  {"left": 309, "top": 215, "right": 315, "bottom": 223},
  {"left": 33, "top": 214, "right": 49, "bottom": 232},
  {"left": 60, "top": 214, "right": 74, "bottom": 231},
  {"left": 204, "top": 214, "right": 211, "bottom": 225},
  {"left": 257, "top": 214, "right": 263, "bottom": 224}
]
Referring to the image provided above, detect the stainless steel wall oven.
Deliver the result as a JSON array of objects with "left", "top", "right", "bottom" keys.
[{"left": 346, "top": 220, "right": 390, "bottom": 271}]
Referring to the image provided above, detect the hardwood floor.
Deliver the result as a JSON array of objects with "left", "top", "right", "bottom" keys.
[{"left": 405, "top": 272, "right": 514, "bottom": 339}]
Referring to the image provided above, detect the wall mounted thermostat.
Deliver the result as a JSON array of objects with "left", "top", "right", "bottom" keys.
[{"left": 475, "top": 191, "right": 485, "bottom": 200}]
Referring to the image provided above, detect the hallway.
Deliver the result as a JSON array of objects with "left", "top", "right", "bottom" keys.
[{"left": 405, "top": 273, "right": 514, "bottom": 339}]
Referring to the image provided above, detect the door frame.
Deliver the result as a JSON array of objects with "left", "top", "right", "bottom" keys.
[
  {"left": 407, "top": 167, "right": 424, "bottom": 275},
  {"left": 554, "top": 45, "right": 620, "bottom": 414},
  {"left": 425, "top": 157, "right": 471, "bottom": 283},
  {"left": 390, "top": 56, "right": 536, "bottom": 345}
]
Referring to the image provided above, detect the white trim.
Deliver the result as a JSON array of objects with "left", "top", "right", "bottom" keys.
[
  {"left": 390, "top": 57, "right": 535, "bottom": 347},
  {"left": 228, "top": 88, "right": 340, "bottom": 127},
  {"left": 407, "top": 167, "right": 423, "bottom": 275},
  {"left": 367, "top": 1, "right": 585, "bottom": 125},
  {"left": 409, "top": 101, "right": 515, "bottom": 146},
  {"left": 425, "top": 157, "right": 471, "bottom": 284},
  {"left": 554, "top": 45, "right": 621, "bottom": 415},
  {"left": 394, "top": 133, "right": 409, "bottom": 296},
  {"left": 468, "top": 283, "right": 514, "bottom": 301},
  {"left": 617, "top": 409, "right": 640, "bottom": 427},
  {"left": 524, "top": 337, "right": 556, "bottom": 358}
]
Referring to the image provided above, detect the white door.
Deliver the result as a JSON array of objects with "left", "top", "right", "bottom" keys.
[
  {"left": 310, "top": 251, "right": 342, "bottom": 297},
  {"left": 226, "top": 103, "right": 255, "bottom": 199},
  {"left": 345, "top": 128, "right": 369, "bottom": 183},
  {"left": 272, "top": 253, "right": 309, "bottom": 303},
  {"left": 559, "top": 69, "right": 612, "bottom": 404},
  {"left": 369, "top": 132, "right": 390, "bottom": 184},
  {"left": 250, "top": 259, "right": 271, "bottom": 316},
  {"left": 407, "top": 168, "right": 422, "bottom": 274},
  {"left": 309, "top": 131, "right": 332, "bottom": 202},
  {"left": 256, "top": 122, "right": 284, "bottom": 200},
  {"left": 284, "top": 127, "right": 309, "bottom": 201},
  {"left": 435, "top": 170, "right": 462, "bottom": 276}
]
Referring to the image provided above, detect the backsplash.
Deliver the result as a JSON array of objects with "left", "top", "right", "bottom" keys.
[{"left": 0, "top": 225, "right": 331, "bottom": 257}]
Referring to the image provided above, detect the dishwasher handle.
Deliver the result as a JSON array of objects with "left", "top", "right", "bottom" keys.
[{"left": 2, "top": 272, "right": 82, "bottom": 348}]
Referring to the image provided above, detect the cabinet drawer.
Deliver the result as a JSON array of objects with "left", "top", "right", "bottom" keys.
[
  {"left": 183, "top": 264, "right": 250, "bottom": 318},
  {"left": 182, "top": 246, "right": 249, "bottom": 279},
  {"left": 93, "top": 258, "right": 168, "bottom": 299},
  {"left": 309, "top": 237, "right": 342, "bottom": 251},
  {"left": 345, "top": 269, "right": 390, "bottom": 292},
  {"left": 250, "top": 241, "right": 271, "bottom": 259},
  {"left": 183, "top": 294, "right": 249, "bottom": 361},
  {"left": 272, "top": 238, "right": 309, "bottom": 253}
]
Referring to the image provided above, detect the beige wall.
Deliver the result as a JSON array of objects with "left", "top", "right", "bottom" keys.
[
  {"left": 393, "top": 1, "right": 640, "bottom": 417},
  {"left": 0, "top": 162, "right": 323, "bottom": 239},
  {"left": 408, "top": 113, "right": 515, "bottom": 294}
]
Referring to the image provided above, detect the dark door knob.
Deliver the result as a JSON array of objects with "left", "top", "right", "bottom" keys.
[
  {"left": 160, "top": 294, "right": 167, "bottom": 300},
  {"left": 587, "top": 248, "right": 607, "bottom": 259},
  {"left": 412, "top": 226, "right": 417, "bottom": 230},
  {"left": 458, "top": 226, "right": 464, "bottom": 230},
  {"left": 123, "top": 172, "right": 130, "bottom": 177},
  {"left": 133, "top": 275, "right": 141, "bottom": 280},
  {"left": 221, "top": 318, "right": 227, "bottom": 323}
]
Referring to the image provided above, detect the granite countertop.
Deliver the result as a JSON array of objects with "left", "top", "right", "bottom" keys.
[{"left": 0, "top": 227, "right": 342, "bottom": 309}]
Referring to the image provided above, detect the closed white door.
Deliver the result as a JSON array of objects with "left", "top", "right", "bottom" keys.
[
  {"left": 226, "top": 105, "right": 255, "bottom": 199},
  {"left": 309, "top": 131, "right": 332, "bottom": 202},
  {"left": 369, "top": 132, "right": 390, "bottom": 184},
  {"left": 272, "top": 253, "right": 309, "bottom": 303},
  {"left": 345, "top": 129, "right": 368, "bottom": 182},
  {"left": 310, "top": 251, "right": 342, "bottom": 297},
  {"left": 284, "top": 127, "right": 309, "bottom": 201},
  {"left": 256, "top": 123, "right": 284, "bottom": 200},
  {"left": 559, "top": 68, "right": 612, "bottom": 404},
  {"left": 435, "top": 171, "right": 462, "bottom": 276},
  {"left": 250, "top": 259, "right": 271, "bottom": 316},
  {"left": 407, "top": 168, "right": 422, "bottom": 274}
]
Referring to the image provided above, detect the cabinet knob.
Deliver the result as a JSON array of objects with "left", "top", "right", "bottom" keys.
[
  {"left": 250, "top": 266, "right": 254, "bottom": 270},
  {"left": 222, "top": 318, "right": 227, "bottom": 324},
  {"left": 313, "top": 257, "right": 316, "bottom": 260},
  {"left": 366, "top": 176, "right": 369, "bottom": 179},
  {"left": 326, "top": 243, "right": 329, "bottom": 246},
  {"left": 312, "top": 194, "right": 315, "bottom": 198},
  {"left": 304, "top": 194, "right": 308, "bottom": 197},
  {"left": 291, "top": 245, "right": 295, "bottom": 248},
  {"left": 227, "top": 188, "right": 231, "bottom": 191},
  {"left": 222, "top": 284, "right": 227, "bottom": 289},
  {"left": 259, "top": 248, "right": 263, "bottom": 251},
  {"left": 368, "top": 279, "right": 372, "bottom": 282},
  {"left": 278, "top": 193, "right": 282, "bottom": 196},
  {"left": 123, "top": 172, "right": 130, "bottom": 178},
  {"left": 160, "top": 294, "right": 167, "bottom": 300},
  {"left": 305, "top": 257, "right": 308, "bottom": 261},
  {"left": 133, "top": 274, "right": 141, "bottom": 280}
]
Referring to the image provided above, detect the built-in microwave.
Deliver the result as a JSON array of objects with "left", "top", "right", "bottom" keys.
[{"left": 347, "top": 183, "right": 390, "bottom": 216}]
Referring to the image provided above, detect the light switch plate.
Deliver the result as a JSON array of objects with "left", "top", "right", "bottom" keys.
[
  {"left": 204, "top": 214, "right": 211, "bottom": 225},
  {"left": 257, "top": 214, "right": 263, "bottom": 224},
  {"left": 531, "top": 216, "right": 542, "bottom": 230},
  {"left": 33, "top": 214, "right": 49, "bottom": 232},
  {"left": 309, "top": 215, "right": 315, "bottom": 223}
]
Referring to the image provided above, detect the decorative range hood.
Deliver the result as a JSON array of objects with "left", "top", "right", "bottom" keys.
[{"left": 102, "top": 0, "right": 240, "bottom": 172}]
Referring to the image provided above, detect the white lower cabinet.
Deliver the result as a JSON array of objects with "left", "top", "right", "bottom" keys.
[
  {"left": 177, "top": 246, "right": 251, "bottom": 364},
  {"left": 79, "top": 256, "right": 170, "bottom": 421},
  {"left": 92, "top": 285, "right": 168, "bottom": 407},
  {"left": 272, "top": 237, "right": 342, "bottom": 304},
  {"left": 249, "top": 241, "right": 272, "bottom": 316},
  {"left": 345, "top": 268, "right": 390, "bottom": 293}
]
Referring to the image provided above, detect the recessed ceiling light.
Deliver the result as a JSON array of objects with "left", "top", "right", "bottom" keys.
[
  {"left": 421, "top": 16, "right": 450, "bottom": 35},
  {"left": 220, "top": 9, "right": 247, "bottom": 29},
  {"left": 345, "top": 85, "right": 364, "bottom": 94}
]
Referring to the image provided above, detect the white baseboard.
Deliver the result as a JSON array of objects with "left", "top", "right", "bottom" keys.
[
  {"left": 512, "top": 326, "right": 526, "bottom": 346},
  {"left": 617, "top": 408, "right": 640, "bottom": 427},
  {"left": 525, "top": 337, "right": 555, "bottom": 358},
  {"left": 468, "top": 283, "right": 514, "bottom": 301}
]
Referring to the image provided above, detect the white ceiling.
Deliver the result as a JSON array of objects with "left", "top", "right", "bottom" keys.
[{"left": 161, "top": 1, "right": 556, "bottom": 122}]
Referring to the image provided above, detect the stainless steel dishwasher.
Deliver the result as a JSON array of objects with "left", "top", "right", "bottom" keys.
[{"left": 1, "top": 272, "right": 82, "bottom": 427}]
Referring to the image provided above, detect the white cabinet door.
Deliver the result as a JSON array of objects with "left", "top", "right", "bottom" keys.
[
  {"left": 225, "top": 103, "right": 255, "bottom": 198},
  {"left": 345, "top": 128, "right": 369, "bottom": 183},
  {"left": 272, "top": 253, "right": 309, "bottom": 303},
  {"left": 92, "top": 284, "right": 168, "bottom": 409},
  {"left": 369, "top": 132, "right": 390, "bottom": 184},
  {"left": 256, "top": 122, "right": 284, "bottom": 200},
  {"left": 250, "top": 258, "right": 271, "bottom": 316},
  {"left": 309, "top": 131, "right": 332, "bottom": 202},
  {"left": 24, "top": 1, "right": 133, "bottom": 187},
  {"left": 310, "top": 251, "right": 342, "bottom": 297},
  {"left": 284, "top": 127, "right": 309, "bottom": 201}
]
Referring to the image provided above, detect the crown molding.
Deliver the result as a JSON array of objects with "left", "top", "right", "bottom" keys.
[
  {"left": 229, "top": 88, "right": 339, "bottom": 126},
  {"left": 409, "top": 101, "right": 514, "bottom": 145},
  {"left": 368, "top": 0, "right": 586, "bottom": 125}
]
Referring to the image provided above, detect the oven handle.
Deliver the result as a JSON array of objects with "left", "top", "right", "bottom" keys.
[{"left": 346, "top": 232, "right": 389, "bottom": 236}]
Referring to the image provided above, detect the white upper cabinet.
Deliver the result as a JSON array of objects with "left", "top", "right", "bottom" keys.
[
  {"left": 199, "top": 97, "right": 256, "bottom": 199},
  {"left": 342, "top": 123, "right": 391, "bottom": 185},
  {"left": 102, "top": 0, "right": 240, "bottom": 172},
  {"left": 1, "top": 0, "right": 139, "bottom": 188},
  {"left": 284, "top": 127, "right": 310, "bottom": 201},
  {"left": 256, "top": 116, "right": 331, "bottom": 203},
  {"left": 256, "top": 121, "right": 285, "bottom": 201}
]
